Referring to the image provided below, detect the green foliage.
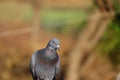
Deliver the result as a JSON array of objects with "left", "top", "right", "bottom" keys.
[
  {"left": 99, "top": 0, "right": 120, "bottom": 65},
  {"left": 0, "top": 2, "right": 88, "bottom": 34},
  {"left": 42, "top": 9, "right": 87, "bottom": 34},
  {"left": 99, "top": 19, "right": 120, "bottom": 65},
  {"left": 113, "top": 0, "right": 120, "bottom": 13}
]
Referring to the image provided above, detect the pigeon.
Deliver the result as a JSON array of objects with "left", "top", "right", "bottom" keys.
[{"left": 30, "top": 38, "right": 60, "bottom": 80}]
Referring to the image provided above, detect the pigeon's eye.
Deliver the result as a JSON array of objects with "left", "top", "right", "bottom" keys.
[{"left": 53, "top": 41, "right": 56, "bottom": 44}]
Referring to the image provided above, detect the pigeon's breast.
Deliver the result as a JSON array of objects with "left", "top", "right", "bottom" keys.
[
  {"left": 36, "top": 50, "right": 59, "bottom": 66},
  {"left": 35, "top": 64, "right": 55, "bottom": 80}
]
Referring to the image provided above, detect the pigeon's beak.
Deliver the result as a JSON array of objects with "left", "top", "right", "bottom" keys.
[{"left": 56, "top": 45, "right": 60, "bottom": 51}]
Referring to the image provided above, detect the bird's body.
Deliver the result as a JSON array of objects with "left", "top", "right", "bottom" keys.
[{"left": 30, "top": 38, "right": 60, "bottom": 80}]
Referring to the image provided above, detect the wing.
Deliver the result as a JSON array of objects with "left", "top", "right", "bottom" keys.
[
  {"left": 53, "top": 56, "right": 60, "bottom": 80},
  {"left": 55, "top": 57, "right": 60, "bottom": 75},
  {"left": 30, "top": 51, "right": 37, "bottom": 80}
]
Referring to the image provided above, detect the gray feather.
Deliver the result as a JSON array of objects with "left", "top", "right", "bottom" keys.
[
  {"left": 30, "top": 38, "right": 60, "bottom": 80},
  {"left": 55, "top": 56, "right": 60, "bottom": 75},
  {"left": 30, "top": 51, "right": 37, "bottom": 80}
]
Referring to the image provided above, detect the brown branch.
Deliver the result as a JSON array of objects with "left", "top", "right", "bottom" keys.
[
  {"left": 65, "top": 10, "right": 102, "bottom": 80},
  {"left": 31, "top": 10, "right": 41, "bottom": 44},
  {"left": 65, "top": 12, "right": 115, "bottom": 80},
  {"left": 89, "top": 18, "right": 109, "bottom": 49},
  {"left": 65, "top": 50, "right": 84, "bottom": 80},
  {"left": 30, "top": 0, "right": 41, "bottom": 48},
  {"left": 65, "top": 0, "right": 115, "bottom": 80},
  {"left": 80, "top": 10, "right": 102, "bottom": 41}
]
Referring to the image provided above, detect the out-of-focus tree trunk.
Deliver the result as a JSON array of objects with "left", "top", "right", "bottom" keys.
[
  {"left": 65, "top": 0, "right": 115, "bottom": 80},
  {"left": 94, "top": 0, "right": 114, "bottom": 12},
  {"left": 31, "top": 0, "right": 42, "bottom": 48}
]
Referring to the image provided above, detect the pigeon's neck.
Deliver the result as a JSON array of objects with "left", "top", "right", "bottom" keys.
[
  {"left": 37, "top": 47, "right": 58, "bottom": 66},
  {"left": 47, "top": 46, "right": 54, "bottom": 51},
  {"left": 44, "top": 47, "right": 56, "bottom": 59}
]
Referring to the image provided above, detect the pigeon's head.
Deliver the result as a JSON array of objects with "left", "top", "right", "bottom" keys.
[{"left": 47, "top": 38, "right": 60, "bottom": 51}]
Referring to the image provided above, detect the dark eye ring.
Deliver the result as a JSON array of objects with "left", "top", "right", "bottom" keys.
[{"left": 53, "top": 41, "right": 55, "bottom": 44}]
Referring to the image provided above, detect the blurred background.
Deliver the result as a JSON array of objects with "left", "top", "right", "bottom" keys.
[{"left": 0, "top": 0, "right": 120, "bottom": 80}]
